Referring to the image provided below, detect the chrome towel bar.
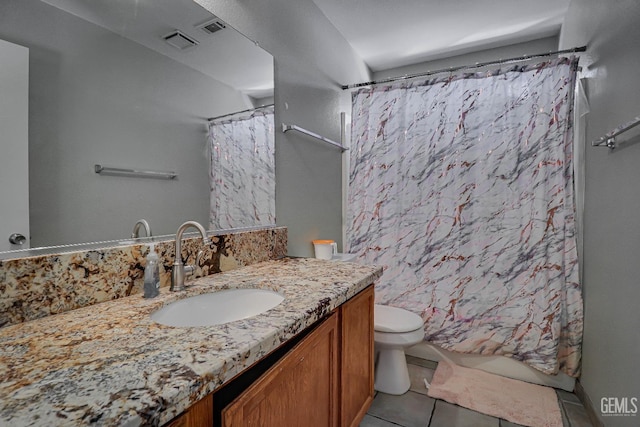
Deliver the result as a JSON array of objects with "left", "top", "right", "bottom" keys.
[
  {"left": 592, "top": 115, "right": 640, "bottom": 149},
  {"left": 94, "top": 164, "right": 178, "bottom": 180},
  {"left": 282, "top": 123, "right": 348, "bottom": 151}
]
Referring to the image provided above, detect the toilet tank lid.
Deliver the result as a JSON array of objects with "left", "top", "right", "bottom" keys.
[{"left": 374, "top": 304, "right": 423, "bottom": 333}]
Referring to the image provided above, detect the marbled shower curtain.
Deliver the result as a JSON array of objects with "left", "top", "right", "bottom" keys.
[
  {"left": 208, "top": 108, "right": 275, "bottom": 229},
  {"left": 347, "top": 58, "right": 582, "bottom": 376}
]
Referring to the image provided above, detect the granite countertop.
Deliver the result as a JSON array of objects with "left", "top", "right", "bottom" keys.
[{"left": 0, "top": 257, "right": 382, "bottom": 426}]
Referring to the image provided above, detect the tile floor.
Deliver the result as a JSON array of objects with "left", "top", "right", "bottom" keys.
[{"left": 360, "top": 356, "right": 593, "bottom": 427}]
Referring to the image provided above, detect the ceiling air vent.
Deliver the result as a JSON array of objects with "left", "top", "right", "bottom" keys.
[
  {"left": 198, "top": 18, "right": 226, "bottom": 35},
  {"left": 163, "top": 30, "right": 199, "bottom": 50}
]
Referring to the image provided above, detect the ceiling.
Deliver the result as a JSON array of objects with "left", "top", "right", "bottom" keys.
[
  {"left": 40, "top": 0, "right": 274, "bottom": 99},
  {"left": 311, "top": 0, "right": 571, "bottom": 72},
  {"left": 39, "top": 0, "right": 571, "bottom": 95}
]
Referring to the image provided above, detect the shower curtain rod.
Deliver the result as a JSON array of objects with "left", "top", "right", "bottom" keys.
[
  {"left": 207, "top": 103, "right": 274, "bottom": 122},
  {"left": 341, "top": 46, "right": 587, "bottom": 90}
]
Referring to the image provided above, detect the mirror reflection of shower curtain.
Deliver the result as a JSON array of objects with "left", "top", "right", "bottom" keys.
[
  {"left": 208, "top": 107, "right": 275, "bottom": 229},
  {"left": 347, "top": 58, "right": 582, "bottom": 377}
]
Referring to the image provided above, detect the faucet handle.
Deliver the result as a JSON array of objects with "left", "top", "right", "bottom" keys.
[
  {"left": 194, "top": 250, "right": 205, "bottom": 278},
  {"left": 183, "top": 250, "right": 206, "bottom": 278}
]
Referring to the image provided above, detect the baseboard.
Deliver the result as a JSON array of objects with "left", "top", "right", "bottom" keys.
[{"left": 574, "top": 380, "right": 604, "bottom": 427}]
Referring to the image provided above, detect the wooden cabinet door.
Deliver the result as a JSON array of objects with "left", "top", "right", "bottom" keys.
[
  {"left": 164, "top": 393, "right": 213, "bottom": 427},
  {"left": 222, "top": 313, "right": 339, "bottom": 427},
  {"left": 340, "top": 285, "right": 374, "bottom": 427}
]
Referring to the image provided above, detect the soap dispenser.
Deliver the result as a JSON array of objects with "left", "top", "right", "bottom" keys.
[{"left": 144, "top": 244, "right": 160, "bottom": 298}]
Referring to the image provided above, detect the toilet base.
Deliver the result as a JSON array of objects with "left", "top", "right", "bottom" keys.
[{"left": 374, "top": 347, "right": 411, "bottom": 395}]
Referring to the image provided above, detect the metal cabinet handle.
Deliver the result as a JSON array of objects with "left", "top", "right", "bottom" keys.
[{"left": 9, "top": 233, "right": 26, "bottom": 245}]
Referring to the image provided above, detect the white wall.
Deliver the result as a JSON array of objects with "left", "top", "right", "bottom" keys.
[
  {"left": 373, "top": 36, "right": 559, "bottom": 81},
  {"left": 0, "top": 0, "right": 250, "bottom": 246},
  {"left": 195, "top": 0, "right": 371, "bottom": 257},
  {"left": 560, "top": 1, "right": 640, "bottom": 425}
]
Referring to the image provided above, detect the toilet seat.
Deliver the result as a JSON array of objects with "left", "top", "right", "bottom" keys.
[{"left": 374, "top": 304, "right": 423, "bottom": 333}]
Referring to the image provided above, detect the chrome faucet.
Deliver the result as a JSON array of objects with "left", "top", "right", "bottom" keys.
[
  {"left": 131, "top": 219, "right": 152, "bottom": 239},
  {"left": 170, "top": 221, "right": 210, "bottom": 292}
]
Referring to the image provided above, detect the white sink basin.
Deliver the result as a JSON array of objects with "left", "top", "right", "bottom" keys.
[{"left": 151, "top": 288, "right": 284, "bottom": 327}]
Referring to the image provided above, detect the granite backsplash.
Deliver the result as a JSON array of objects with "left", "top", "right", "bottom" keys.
[{"left": 0, "top": 226, "right": 287, "bottom": 328}]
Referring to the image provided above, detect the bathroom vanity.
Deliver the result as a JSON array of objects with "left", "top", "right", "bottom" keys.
[
  {"left": 0, "top": 257, "right": 382, "bottom": 426},
  {"left": 170, "top": 284, "right": 375, "bottom": 427}
]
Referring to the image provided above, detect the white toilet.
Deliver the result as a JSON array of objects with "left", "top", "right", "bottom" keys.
[{"left": 374, "top": 304, "right": 424, "bottom": 395}]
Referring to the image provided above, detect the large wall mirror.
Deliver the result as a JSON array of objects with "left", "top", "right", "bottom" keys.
[{"left": 0, "top": 0, "right": 275, "bottom": 255}]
